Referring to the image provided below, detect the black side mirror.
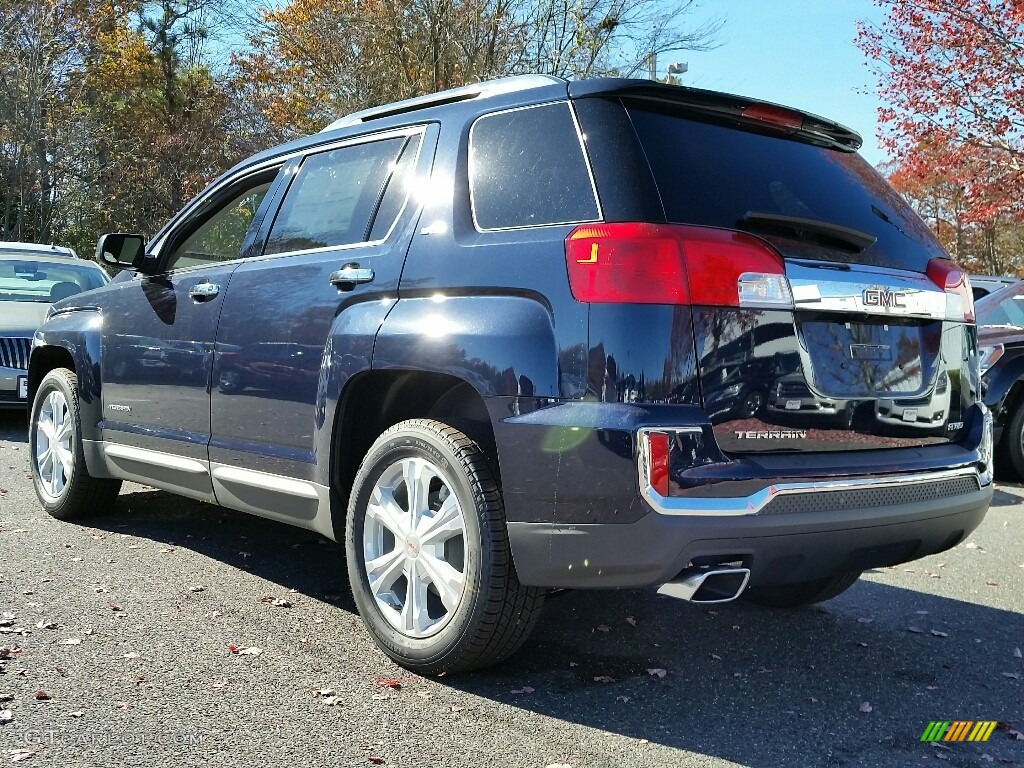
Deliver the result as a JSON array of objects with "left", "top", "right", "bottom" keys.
[{"left": 96, "top": 233, "right": 146, "bottom": 270}]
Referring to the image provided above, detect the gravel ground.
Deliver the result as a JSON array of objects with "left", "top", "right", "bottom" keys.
[{"left": 1, "top": 410, "right": 1022, "bottom": 768}]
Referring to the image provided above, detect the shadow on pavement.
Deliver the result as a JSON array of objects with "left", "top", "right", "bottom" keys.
[{"left": 86, "top": 487, "right": 1024, "bottom": 768}]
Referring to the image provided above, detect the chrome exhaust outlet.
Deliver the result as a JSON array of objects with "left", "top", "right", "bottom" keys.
[{"left": 657, "top": 566, "right": 751, "bottom": 604}]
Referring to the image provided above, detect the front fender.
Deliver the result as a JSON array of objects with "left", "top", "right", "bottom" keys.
[{"left": 30, "top": 308, "right": 108, "bottom": 476}]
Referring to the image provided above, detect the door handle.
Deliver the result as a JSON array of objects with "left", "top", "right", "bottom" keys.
[
  {"left": 329, "top": 266, "right": 374, "bottom": 288},
  {"left": 188, "top": 282, "right": 220, "bottom": 301}
]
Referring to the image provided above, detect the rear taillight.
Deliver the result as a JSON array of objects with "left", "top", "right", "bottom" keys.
[
  {"left": 565, "top": 223, "right": 792, "bottom": 308},
  {"left": 926, "top": 258, "right": 975, "bottom": 322}
]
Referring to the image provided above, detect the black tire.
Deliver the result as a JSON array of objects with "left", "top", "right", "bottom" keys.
[
  {"left": 741, "top": 571, "right": 862, "bottom": 609},
  {"left": 740, "top": 389, "right": 765, "bottom": 418},
  {"left": 998, "top": 404, "right": 1024, "bottom": 481},
  {"left": 29, "top": 368, "right": 122, "bottom": 520},
  {"left": 346, "top": 418, "right": 544, "bottom": 674}
]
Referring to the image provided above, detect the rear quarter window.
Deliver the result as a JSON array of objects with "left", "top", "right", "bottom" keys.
[
  {"left": 469, "top": 102, "right": 599, "bottom": 230},
  {"left": 625, "top": 101, "right": 946, "bottom": 272}
]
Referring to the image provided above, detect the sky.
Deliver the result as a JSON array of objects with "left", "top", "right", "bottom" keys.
[{"left": 674, "top": 0, "right": 888, "bottom": 166}]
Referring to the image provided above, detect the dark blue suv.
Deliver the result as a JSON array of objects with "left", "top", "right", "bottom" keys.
[{"left": 27, "top": 75, "right": 994, "bottom": 673}]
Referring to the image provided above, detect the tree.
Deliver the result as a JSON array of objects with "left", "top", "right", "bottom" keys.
[
  {"left": 857, "top": 1, "right": 1024, "bottom": 224},
  {"left": 232, "top": 0, "right": 721, "bottom": 141}
]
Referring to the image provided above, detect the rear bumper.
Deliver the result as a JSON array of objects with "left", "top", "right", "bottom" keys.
[{"left": 508, "top": 476, "right": 991, "bottom": 588}]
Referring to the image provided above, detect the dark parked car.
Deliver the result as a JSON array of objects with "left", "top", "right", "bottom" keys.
[
  {"left": 976, "top": 280, "right": 1024, "bottom": 476},
  {"left": 1, "top": 251, "right": 108, "bottom": 408},
  {"left": 26, "top": 75, "right": 993, "bottom": 673},
  {"left": 971, "top": 274, "right": 1018, "bottom": 301}
]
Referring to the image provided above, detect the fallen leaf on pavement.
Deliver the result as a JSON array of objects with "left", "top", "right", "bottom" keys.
[
  {"left": 711, "top": 653, "right": 722, "bottom": 661},
  {"left": 510, "top": 686, "right": 534, "bottom": 694},
  {"left": 593, "top": 675, "right": 614, "bottom": 683},
  {"left": 647, "top": 668, "right": 667, "bottom": 678},
  {"left": 227, "top": 645, "right": 239, "bottom": 654},
  {"left": 1002, "top": 672, "right": 1021, "bottom": 680},
  {"left": 108, "top": 604, "right": 123, "bottom": 612},
  {"left": 1015, "top": 647, "right": 1022, "bottom": 659},
  {"left": 368, "top": 758, "right": 384, "bottom": 765},
  {"left": 448, "top": 705, "right": 464, "bottom": 713},
  {"left": 964, "top": 542, "right": 982, "bottom": 550},
  {"left": 60, "top": 639, "right": 81, "bottom": 645},
  {"left": 986, "top": 581, "right": 999, "bottom": 587},
  {"left": 123, "top": 652, "right": 140, "bottom": 659},
  {"left": 1008, "top": 729, "right": 1024, "bottom": 741},
  {"left": 907, "top": 627, "right": 924, "bottom": 634},
  {"left": 624, "top": 617, "right": 637, "bottom": 627},
  {"left": 9, "top": 748, "right": 39, "bottom": 762},
  {"left": 317, "top": 688, "right": 336, "bottom": 697},
  {"left": 373, "top": 677, "right": 401, "bottom": 689},
  {"left": 33, "top": 691, "right": 50, "bottom": 701},
  {"left": 857, "top": 617, "right": 872, "bottom": 624},
  {"left": 69, "top": 712, "right": 83, "bottom": 718},
  {"left": 931, "top": 630, "right": 949, "bottom": 637},
  {"left": 34, "top": 621, "right": 57, "bottom": 630},
  {"left": 271, "top": 598, "right": 291, "bottom": 608},
  {"left": 859, "top": 701, "right": 872, "bottom": 713},
  {"left": 189, "top": 586, "right": 204, "bottom": 593},
  {"left": 237, "top": 647, "right": 262, "bottom": 656},
  {"left": 616, "top": 696, "right": 630, "bottom": 703},
  {"left": 0, "top": 710, "right": 12, "bottom": 723},
  {"left": 594, "top": 625, "right": 610, "bottom": 633},
  {"left": 323, "top": 696, "right": 343, "bottom": 706}
]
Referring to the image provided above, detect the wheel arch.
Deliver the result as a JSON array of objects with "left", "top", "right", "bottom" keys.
[{"left": 328, "top": 369, "right": 499, "bottom": 540}]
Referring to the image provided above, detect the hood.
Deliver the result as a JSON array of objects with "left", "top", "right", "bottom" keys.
[
  {"left": 0, "top": 301, "right": 50, "bottom": 337},
  {"left": 977, "top": 324, "right": 1024, "bottom": 348}
]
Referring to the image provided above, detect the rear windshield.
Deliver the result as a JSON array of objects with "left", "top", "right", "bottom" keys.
[{"left": 625, "top": 100, "right": 946, "bottom": 271}]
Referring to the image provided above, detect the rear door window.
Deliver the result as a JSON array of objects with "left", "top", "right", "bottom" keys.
[
  {"left": 469, "top": 102, "right": 599, "bottom": 230},
  {"left": 625, "top": 101, "right": 946, "bottom": 271},
  {"left": 265, "top": 136, "right": 408, "bottom": 255}
]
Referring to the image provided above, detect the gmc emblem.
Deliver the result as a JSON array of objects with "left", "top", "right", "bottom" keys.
[{"left": 863, "top": 287, "right": 907, "bottom": 308}]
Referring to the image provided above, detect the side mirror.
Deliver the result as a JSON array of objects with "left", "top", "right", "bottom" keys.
[{"left": 96, "top": 233, "right": 146, "bottom": 270}]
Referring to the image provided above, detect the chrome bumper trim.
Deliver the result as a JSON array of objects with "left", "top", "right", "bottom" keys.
[{"left": 637, "top": 427, "right": 988, "bottom": 517}]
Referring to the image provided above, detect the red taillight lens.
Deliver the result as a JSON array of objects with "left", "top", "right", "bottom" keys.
[
  {"left": 644, "top": 431, "right": 670, "bottom": 497},
  {"left": 565, "top": 223, "right": 790, "bottom": 307},
  {"left": 565, "top": 223, "right": 687, "bottom": 304},
  {"left": 926, "top": 258, "right": 975, "bottom": 322}
]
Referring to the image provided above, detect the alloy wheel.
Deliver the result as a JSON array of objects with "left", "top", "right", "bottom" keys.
[
  {"left": 35, "top": 389, "right": 75, "bottom": 500},
  {"left": 362, "top": 456, "right": 468, "bottom": 638}
]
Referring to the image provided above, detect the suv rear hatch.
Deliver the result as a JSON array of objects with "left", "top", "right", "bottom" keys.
[{"left": 575, "top": 86, "right": 980, "bottom": 454}]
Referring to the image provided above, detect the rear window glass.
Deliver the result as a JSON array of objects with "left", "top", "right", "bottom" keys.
[
  {"left": 625, "top": 102, "right": 946, "bottom": 271},
  {"left": 470, "top": 102, "right": 599, "bottom": 230}
]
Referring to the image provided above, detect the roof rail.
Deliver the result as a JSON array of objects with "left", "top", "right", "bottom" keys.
[{"left": 321, "top": 75, "right": 568, "bottom": 132}]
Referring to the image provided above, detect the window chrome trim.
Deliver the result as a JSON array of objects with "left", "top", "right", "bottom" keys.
[
  {"left": 468, "top": 100, "right": 603, "bottom": 233},
  {"left": 637, "top": 427, "right": 987, "bottom": 516}
]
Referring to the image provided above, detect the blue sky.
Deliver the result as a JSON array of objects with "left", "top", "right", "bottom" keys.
[{"left": 676, "top": 0, "right": 888, "bottom": 166}]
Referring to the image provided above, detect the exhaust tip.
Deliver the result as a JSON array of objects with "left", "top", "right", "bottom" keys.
[{"left": 657, "top": 566, "right": 751, "bottom": 603}]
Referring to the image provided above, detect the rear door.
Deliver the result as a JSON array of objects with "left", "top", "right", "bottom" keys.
[
  {"left": 208, "top": 125, "right": 434, "bottom": 521},
  {"left": 621, "top": 99, "right": 979, "bottom": 454}
]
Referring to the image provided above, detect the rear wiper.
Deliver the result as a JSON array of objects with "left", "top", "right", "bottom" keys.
[{"left": 737, "top": 212, "right": 877, "bottom": 253}]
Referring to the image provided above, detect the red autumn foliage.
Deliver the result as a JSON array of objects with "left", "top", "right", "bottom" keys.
[{"left": 857, "top": 1, "right": 1024, "bottom": 224}]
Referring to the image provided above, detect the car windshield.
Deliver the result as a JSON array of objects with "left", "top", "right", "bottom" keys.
[
  {"left": 976, "top": 281, "right": 1024, "bottom": 329},
  {"left": 0, "top": 259, "right": 107, "bottom": 303}
]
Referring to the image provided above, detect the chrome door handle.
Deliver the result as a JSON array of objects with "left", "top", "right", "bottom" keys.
[
  {"left": 188, "top": 282, "right": 220, "bottom": 300},
  {"left": 329, "top": 266, "right": 374, "bottom": 287}
]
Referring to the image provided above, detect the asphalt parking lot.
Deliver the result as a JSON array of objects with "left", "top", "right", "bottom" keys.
[{"left": 1, "top": 410, "right": 1022, "bottom": 768}]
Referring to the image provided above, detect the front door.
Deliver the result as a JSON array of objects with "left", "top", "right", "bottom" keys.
[{"left": 99, "top": 170, "right": 281, "bottom": 497}]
